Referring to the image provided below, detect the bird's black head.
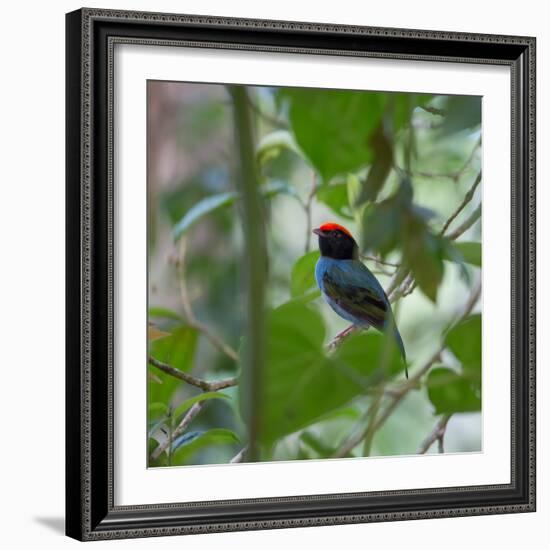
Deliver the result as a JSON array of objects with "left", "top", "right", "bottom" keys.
[{"left": 313, "top": 223, "right": 359, "bottom": 260}]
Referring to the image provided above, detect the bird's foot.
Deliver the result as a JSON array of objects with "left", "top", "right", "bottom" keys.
[{"left": 327, "top": 324, "right": 358, "bottom": 350}]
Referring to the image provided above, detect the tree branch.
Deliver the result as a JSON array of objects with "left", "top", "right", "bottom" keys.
[
  {"left": 447, "top": 204, "right": 481, "bottom": 240},
  {"left": 417, "top": 414, "right": 452, "bottom": 454},
  {"left": 439, "top": 171, "right": 482, "bottom": 236},
  {"left": 150, "top": 401, "right": 205, "bottom": 461},
  {"left": 148, "top": 356, "right": 238, "bottom": 391}
]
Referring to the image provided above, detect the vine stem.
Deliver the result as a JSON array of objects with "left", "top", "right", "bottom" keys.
[
  {"left": 303, "top": 172, "right": 318, "bottom": 253},
  {"left": 229, "top": 85, "right": 266, "bottom": 462}
]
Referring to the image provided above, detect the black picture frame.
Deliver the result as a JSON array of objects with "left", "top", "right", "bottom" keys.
[{"left": 66, "top": 7, "right": 536, "bottom": 541}]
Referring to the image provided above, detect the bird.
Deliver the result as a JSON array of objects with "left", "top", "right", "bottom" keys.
[{"left": 312, "top": 222, "right": 407, "bottom": 377}]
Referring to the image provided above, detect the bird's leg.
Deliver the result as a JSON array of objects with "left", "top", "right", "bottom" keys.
[{"left": 327, "top": 324, "right": 358, "bottom": 350}]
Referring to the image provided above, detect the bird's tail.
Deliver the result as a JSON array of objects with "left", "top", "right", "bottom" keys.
[{"left": 392, "top": 326, "right": 408, "bottom": 379}]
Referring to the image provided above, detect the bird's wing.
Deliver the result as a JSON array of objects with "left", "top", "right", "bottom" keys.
[{"left": 321, "top": 260, "right": 389, "bottom": 330}]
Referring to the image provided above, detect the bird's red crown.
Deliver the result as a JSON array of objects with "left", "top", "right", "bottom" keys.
[{"left": 318, "top": 222, "right": 353, "bottom": 238}]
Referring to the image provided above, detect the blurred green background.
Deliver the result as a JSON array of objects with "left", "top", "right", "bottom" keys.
[{"left": 147, "top": 81, "right": 482, "bottom": 467}]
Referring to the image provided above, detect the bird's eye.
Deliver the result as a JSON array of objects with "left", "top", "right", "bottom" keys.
[{"left": 335, "top": 231, "right": 341, "bottom": 238}]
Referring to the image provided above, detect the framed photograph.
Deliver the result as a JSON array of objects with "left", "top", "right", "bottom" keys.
[{"left": 65, "top": 8, "right": 536, "bottom": 541}]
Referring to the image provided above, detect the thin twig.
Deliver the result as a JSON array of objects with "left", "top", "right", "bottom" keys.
[
  {"left": 439, "top": 171, "right": 482, "bottom": 236},
  {"left": 371, "top": 268, "right": 394, "bottom": 277},
  {"left": 418, "top": 414, "right": 452, "bottom": 454},
  {"left": 419, "top": 105, "right": 447, "bottom": 117},
  {"left": 177, "top": 239, "right": 239, "bottom": 362},
  {"left": 386, "top": 193, "right": 481, "bottom": 306},
  {"left": 362, "top": 390, "right": 384, "bottom": 456},
  {"left": 361, "top": 255, "right": 401, "bottom": 268},
  {"left": 230, "top": 446, "right": 248, "bottom": 463},
  {"left": 416, "top": 137, "right": 481, "bottom": 183},
  {"left": 447, "top": 204, "right": 481, "bottom": 240},
  {"left": 148, "top": 356, "right": 238, "bottom": 391},
  {"left": 151, "top": 402, "right": 204, "bottom": 461}
]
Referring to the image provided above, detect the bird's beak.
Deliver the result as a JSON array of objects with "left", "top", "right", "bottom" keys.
[{"left": 312, "top": 228, "right": 324, "bottom": 237}]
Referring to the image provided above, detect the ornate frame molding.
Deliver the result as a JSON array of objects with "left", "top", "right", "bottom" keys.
[{"left": 66, "top": 8, "right": 536, "bottom": 541}]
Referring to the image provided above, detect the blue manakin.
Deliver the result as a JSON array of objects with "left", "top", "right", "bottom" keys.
[{"left": 313, "top": 222, "right": 407, "bottom": 377}]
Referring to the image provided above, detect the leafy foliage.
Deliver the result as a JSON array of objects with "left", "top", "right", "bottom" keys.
[
  {"left": 173, "top": 191, "right": 239, "bottom": 240},
  {"left": 427, "top": 367, "right": 481, "bottom": 414},
  {"left": 453, "top": 242, "right": 482, "bottom": 267},
  {"left": 148, "top": 326, "right": 198, "bottom": 407},
  {"left": 171, "top": 428, "right": 240, "bottom": 463},
  {"left": 279, "top": 88, "right": 384, "bottom": 182},
  {"left": 427, "top": 315, "right": 482, "bottom": 414},
  {"left": 147, "top": 82, "right": 482, "bottom": 466},
  {"left": 290, "top": 251, "right": 320, "bottom": 297},
  {"left": 251, "top": 301, "right": 403, "bottom": 447}
]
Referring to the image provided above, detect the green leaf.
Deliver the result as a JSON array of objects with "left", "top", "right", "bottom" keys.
[
  {"left": 173, "top": 191, "right": 239, "bottom": 240},
  {"left": 290, "top": 251, "right": 320, "bottom": 297},
  {"left": 393, "top": 93, "right": 433, "bottom": 130},
  {"left": 335, "top": 331, "right": 405, "bottom": 382},
  {"left": 316, "top": 183, "right": 354, "bottom": 220},
  {"left": 148, "top": 307, "right": 183, "bottom": 321},
  {"left": 360, "top": 178, "right": 412, "bottom": 256},
  {"left": 172, "top": 182, "right": 299, "bottom": 242},
  {"left": 393, "top": 94, "right": 413, "bottom": 130},
  {"left": 347, "top": 173, "right": 362, "bottom": 212},
  {"left": 172, "top": 392, "right": 231, "bottom": 422},
  {"left": 281, "top": 88, "right": 385, "bottom": 182},
  {"left": 441, "top": 96, "right": 481, "bottom": 135},
  {"left": 259, "top": 179, "right": 299, "bottom": 200},
  {"left": 355, "top": 124, "right": 393, "bottom": 205},
  {"left": 171, "top": 428, "right": 240, "bottom": 464},
  {"left": 256, "top": 129, "right": 302, "bottom": 166},
  {"left": 286, "top": 289, "right": 322, "bottom": 306},
  {"left": 148, "top": 326, "right": 198, "bottom": 406},
  {"left": 403, "top": 214, "right": 445, "bottom": 302},
  {"left": 454, "top": 242, "right": 482, "bottom": 267},
  {"left": 251, "top": 302, "right": 405, "bottom": 447},
  {"left": 148, "top": 402, "right": 169, "bottom": 418},
  {"left": 428, "top": 316, "right": 481, "bottom": 415},
  {"left": 427, "top": 367, "right": 481, "bottom": 414},
  {"left": 361, "top": 201, "right": 402, "bottom": 256},
  {"left": 446, "top": 314, "right": 481, "bottom": 378},
  {"left": 299, "top": 431, "right": 335, "bottom": 458}
]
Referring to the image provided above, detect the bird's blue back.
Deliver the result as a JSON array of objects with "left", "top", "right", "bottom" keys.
[{"left": 315, "top": 256, "right": 406, "bottom": 361}]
